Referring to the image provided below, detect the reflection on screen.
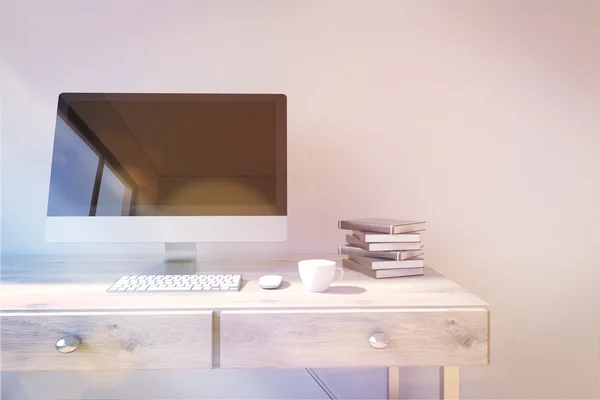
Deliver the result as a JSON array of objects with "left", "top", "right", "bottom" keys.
[
  {"left": 47, "top": 116, "right": 99, "bottom": 216},
  {"left": 96, "top": 164, "right": 132, "bottom": 216},
  {"left": 47, "top": 93, "right": 287, "bottom": 217}
]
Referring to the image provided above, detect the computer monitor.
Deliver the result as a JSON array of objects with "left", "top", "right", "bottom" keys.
[{"left": 46, "top": 93, "right": 287, "bottom": 263}]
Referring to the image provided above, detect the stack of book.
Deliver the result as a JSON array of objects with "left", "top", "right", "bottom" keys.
[{"left": 338, "top": 218, "right": 425, "bottom": 279}]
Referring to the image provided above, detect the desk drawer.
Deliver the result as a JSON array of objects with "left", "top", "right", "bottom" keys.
[
  {"left": 1, "top": 311, "right": 213, "bottom": 371},
  {"left": 220, "top": 308, "right": 488, "bottom": 368}
]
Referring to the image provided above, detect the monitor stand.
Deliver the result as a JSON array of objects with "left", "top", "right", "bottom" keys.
[{"left": 151, "top": 243, "right": 198, "bottom": 275}]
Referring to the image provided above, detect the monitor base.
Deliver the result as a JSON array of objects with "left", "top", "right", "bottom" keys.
[
  {"left": 148, "top": 243, "right": 198, "bottom": 275},
  {"left": 165, "top": 242, "right": 197, "bottom": 263}
]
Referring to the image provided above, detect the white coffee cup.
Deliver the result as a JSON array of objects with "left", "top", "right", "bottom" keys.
[{"left": 298, "top": 259, "right": 344, "bottom": 293}]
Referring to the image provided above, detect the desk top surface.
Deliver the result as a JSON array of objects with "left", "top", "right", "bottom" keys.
[{"left": 0, "top": 255, "right": 488, "bottom": 312}]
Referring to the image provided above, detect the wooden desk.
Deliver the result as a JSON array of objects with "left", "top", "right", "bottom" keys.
[{"left": 0, "top": 255, "right": 489, "bottom": 400}]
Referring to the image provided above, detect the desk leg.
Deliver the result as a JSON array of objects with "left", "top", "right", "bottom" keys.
[
  {"left": 387, "top": 366, "right": 400, "bottom": 400},
  {"left": 439, "top": 366, "right": 460, "bottom": 400}
]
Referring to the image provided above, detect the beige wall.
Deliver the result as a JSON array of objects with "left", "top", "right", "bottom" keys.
[{"left": 1, "top": 0, "right": 600, "bottom": 399}]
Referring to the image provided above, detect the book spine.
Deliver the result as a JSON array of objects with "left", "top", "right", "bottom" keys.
[
  {"left": 351, "top": 256, "right": 424, "bottom": 269},
  {"left": 357, "top": 231, "right": 421, "bottom": 243},
  {"left": 345, "top": 234, "right": 369, "bottom": 250},
  {"left": 339, "top": 221, "right": 391, "bottom": 234},
  {"left": 350, "top": 256, "right": 396, "bottom": 269},
  {"left": 391, "top": 224, "right": 422, "bottom": 234},
  {"left": 343, "top": 259, "right": 424, "bottom": 278},
  {"left": 370, "top": 242, "right": 422, "bottom": 251},
  {"left": 377, "top": 268, "right": 424, "bottom": 278},
  {"left": 338, "top": 245, "right": 402, "bottom": 260},
  {"left": 400, "top": 249, "right": 424, "bottom": 260},
  {"left": 342, "top": 258, "right": 376, "bottom": 278},
  {"left": 349, "top": 255, "right": 375, "bottom": 267},
  {"left": 377, "top": 260, "right": 424, "bottom": 269}
]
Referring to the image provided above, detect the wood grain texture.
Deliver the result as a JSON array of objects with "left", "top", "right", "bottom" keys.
[
  {"left": 220, "top": 308, "right": 489, "bottom": 368},
  {"left": 0, "top": 256, "right": 489, "bottom": 311},
  {"left": 1, "top": 311, "right": 212, "bottom": 371}
]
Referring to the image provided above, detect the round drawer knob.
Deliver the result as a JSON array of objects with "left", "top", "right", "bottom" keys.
[
  {"left": 368, "top": 332, "right": 389, "bottom": 349},
  {"left": 55, "top": 335, "right": 81, "bottom": 354}
]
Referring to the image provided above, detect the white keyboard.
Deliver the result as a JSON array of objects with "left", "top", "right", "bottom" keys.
[{"left": 107, "top": 274, "right": 243, "bottom": 292}]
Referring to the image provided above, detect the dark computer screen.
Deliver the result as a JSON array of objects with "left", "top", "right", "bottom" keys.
[{"left": 47, "top": 93, "right": 287, "bottom": 217}]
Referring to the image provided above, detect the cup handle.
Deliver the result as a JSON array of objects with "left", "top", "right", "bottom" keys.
[{"left": 334, "top": 266, "right": 344, "bottom": 282}]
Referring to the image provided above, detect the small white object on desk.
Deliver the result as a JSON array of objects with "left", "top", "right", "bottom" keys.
[
  {"left": 298, "top": 259, "right": 344, "bottom": 292},
  {"left": 259, "top": 275, "right": 283, "bottom": 289}
]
